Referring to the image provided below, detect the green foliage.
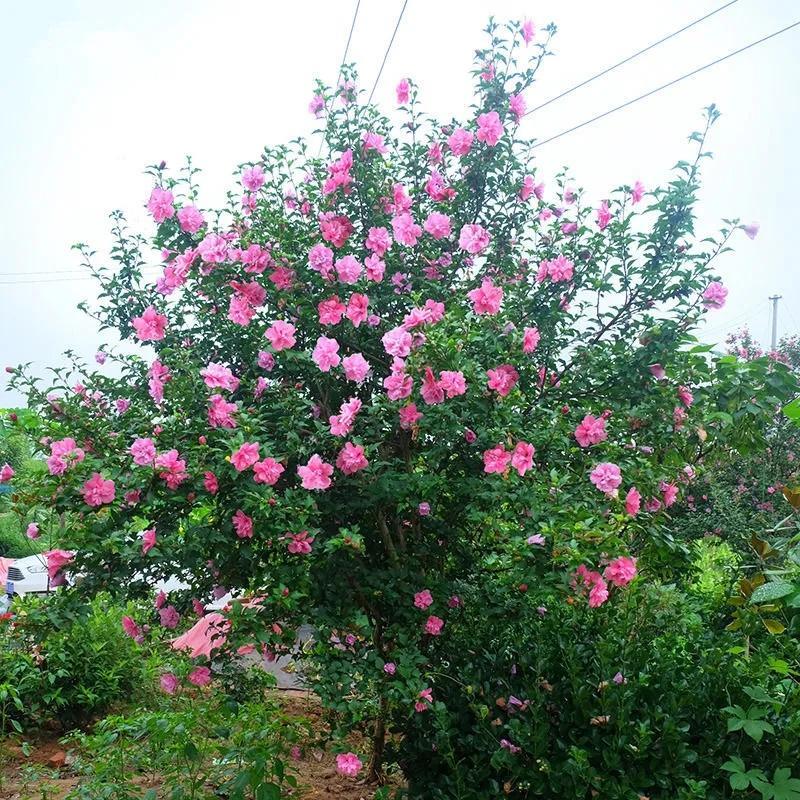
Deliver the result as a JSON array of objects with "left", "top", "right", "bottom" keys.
[
  {"left": 0, "top": 594, "right": 159, "bottom": 731},
  {"left": 66, "top": 693, "right": 309, "bottom": 800}
]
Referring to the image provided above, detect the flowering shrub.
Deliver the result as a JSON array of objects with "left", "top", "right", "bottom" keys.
[{"left": 3, "top": 17, "right": 798, "bottom": 788}]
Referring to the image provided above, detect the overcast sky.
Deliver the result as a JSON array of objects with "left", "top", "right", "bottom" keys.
[{"left": 1, "top": 0, "right": 798, "bottom": 407}]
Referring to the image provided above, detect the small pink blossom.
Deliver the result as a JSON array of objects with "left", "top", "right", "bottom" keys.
[
  {"left": 147, "top": 187, "right": 174, "bottom": 223},
  {"left": 483, "top": 445, "right": 511, "bottom": 474},
  {"left": 312, "top": 336, "right": 341, "bottom": 372},
  {"left": 159, "top": 605, "right": 180, "bottom": 629},
  {"left": 82, "top": 473, "right": 115, "bottom": 507},
  {"left": 141, "top": 528, "right": 157, "bottom": 555},
  {"left": 232, "top": 509, "right": 254, "bottom": 538},
  {"left": 596, "top": 201, "right": 612, "bottom": 230},
  {"left": 468, "top": 278, "right": 503, "bottom": 315},
  {"left": 241, "top": 165, "right": 265, "bottom": 192},
  {"left": 741, "top": 221, "right": 760, "bottom": 239},
  {"left": 521, "top": 19, "right": 535, "bottom": 44},
  {"left": 414, "top": 589, "right": 433, "bottom": 609},
  {"left": 177, "top": 205, "right": 205, "bottom": 233},
  {"left": 631, "top": 180, "right": 645, "bottom": 204},
  {"left": 574, "top": 415, "right": 607, "bottom": 448},
  {"left": 265, "top": 321, "right": 296, "bottom": 351},
  {"left": 590, "top": 462, "right": 622, "bottom": 494},
  {"left": 201, "top": 362, "right": 240, "bottom": 391},
  {"left": 425, "top": 615, "right": 444, "bottom": 635},
  {"left": 342, "top": 353, "right": 371, "bottom": 383},
  {"left": 26, "top": 522, "right": 40, "bottom": 539},
  {"left": 336, "top": 752, "right": 363, "bottom": 778},
  {"left": 336, "top": 255, "right": 362, "bottom": 284},
  {"left": 231, "top": 442, "right": 260, "bottom": 472},
  {"left": 188, "top": 666, "right": 212, "bottom": 686},
  {"left": 399, "top": 403, "right": 423, "bottom": 429},
  {"left": 458, "top": 223, "right": 491, "bottom": 254},
  {"left": 253, "top": 457, "right": 284, "bottom": 485},
  {"left": 382, "top": 326, "right": 413, "bottom": 358},
  {"left": 604, "top": 556, "right": 637, "bottom": 587},
  {"left": 476, "top": 111, "right": 504, "bottom": 146},
  {"left": 396, "top": 78, "right": 410, "bottom": 104},
  {"left": 511, "top": 442, "right": 535, "bottom": 476},
  {"left": 522, "top": 326, "right": 540, "bottom": 354},
  {"left": 204, "top": 471, "right": 219, "bottom": 494},
  {"left": 509, "top": 93, "right": 526, "bottom": 121},
  {"left": 160, "top": 673, "right": 179, "bottom": 694},
  {"left": 447, "top": 127, "right": 474, "bottom": 156},
  {"left": 487, "top": 364, "right": 519, "bottom": 397},
  {"left": 298, "top": 454, "right": 334, "bottom": 490},
  {"left": 346, "top": 293, "right": 369, "bottom": 327},
  {"left": 392, "top": 213, "right": 422, "bottom": 247},
  {"left": 625, "top": 486, "right": 641, "bottom": 516},
  {"left": 132, "top": 306, "right": 168, "bottom": 341},
  {"left": 702, "top": 281, "right": 728, "bottom": 309},
  {"left": 424, "top": 212, "right": 452, "bottom": 240},
  {"left": 336, "top": 442, "right": 369, "bottom": 475}
]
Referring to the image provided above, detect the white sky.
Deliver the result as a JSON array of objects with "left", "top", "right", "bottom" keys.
[{"left": 1, "top": 0, "right": 799, "bottom": 407}]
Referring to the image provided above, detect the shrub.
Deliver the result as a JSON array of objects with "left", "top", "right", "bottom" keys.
[
  {"left": 0, "top": 594, "right": 159, "bottom": 730},
  {"left": 2, "top": 14, "right": 798, "bottom": 789}
]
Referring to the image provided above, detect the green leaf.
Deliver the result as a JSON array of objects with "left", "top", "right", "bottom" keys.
[
  {"left": 750, "top": 582, "right": 795, "bottom": 604},
  {"left": 763, "top": 619, "right": 786, "bottom": 635}
]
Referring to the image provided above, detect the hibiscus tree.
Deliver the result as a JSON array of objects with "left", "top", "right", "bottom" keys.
[{"left": 5, "top": 18, "right": 796, "bottom": 783}]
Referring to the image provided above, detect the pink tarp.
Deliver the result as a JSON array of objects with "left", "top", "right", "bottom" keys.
[{"left": 0, "top": 558, "right": 15, "bottom": 586}]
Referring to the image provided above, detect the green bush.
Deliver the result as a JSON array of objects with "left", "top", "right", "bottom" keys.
[
  {"left": 395, "top": 579, "right": 800, "bottom": 799},
  {"left": 0, "top": 594, "right": 159, "bottom": 731}
]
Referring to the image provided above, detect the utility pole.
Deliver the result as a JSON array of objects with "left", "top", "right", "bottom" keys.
[{"left": 769, "top": 295, "right": 782, "bottom": 351}]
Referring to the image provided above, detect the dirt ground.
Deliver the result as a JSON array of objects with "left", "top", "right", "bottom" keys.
[{"left": 0, "top": 690, "right": 400, "bottom": 800}]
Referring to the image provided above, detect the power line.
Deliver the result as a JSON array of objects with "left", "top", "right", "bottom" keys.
[
  {"left": 530, "top": 20, "right": 800, "bottom": 150},
  {"left": 524, "top": 0, "right": 739, "bottom": 118},
  {"left": 367, "top": 0, "right": 410, "bottom": 105}
]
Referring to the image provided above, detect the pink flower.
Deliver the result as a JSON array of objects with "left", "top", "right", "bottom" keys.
[
  {"left": 231, "top": 442, "right": 260, "bottom": 472},
  {"left": 547, "top": 255, "right": 574, "bottom": 282},
  {"left": 399, "top": 403, "right": 422, "bottom": 429},
  {"left": 741, "top": 221, "right": 760, "bottom": 239},
  {"left": 346, "top": 293, "right": 369, "bottom": 327},
  {"left": 0, "top": 463, "right": 14, "bottom": 483},
  {"left": 155, "top": 450, "right": 188, "bottom": 489},
  {"left": 661, "top": 481, "right": 679, "bottom": 507},
  {"left": 159, "top": 604, "right": 180, "bottom": 629},
  {"left": 265, "top": 321, "right": 296, "bottom": 351},
  {"left": 160, "top": 673, "right": 179, "bottom": 694},
  {"left": 287, "top": 530, "right": 314, "bottom": 555},
  {"left": 336, "top": 753, "right": 363, "bottom": 778},
  {"left": 421, "top": 367, "right": 445, "bottom": 405},
  {"left": 308, "top": 93, "right": 324, "bottom": 116},
  {"left": 26, "top": 522, "right": 40, "bottom": 540},
  {"left": 241, "top": 166, "right": 265, "bottom": 192},
  {"left": 392, "top": 213, "right": 422, "bottom": 247},
  {"left": 366, "top": 227, "right": 392, "bottom": 257},
  {"left": 631, "top": 180, "right": 645, "bottom": 204},
  {"left": 596, "top": 201, "right": 612, "bottom": 230},
  {"left": 509, "top": 93, "right": 526, "bottom": 121},
  {"left": 122, "top": 615, "right": 141, "bottom": 640},
  {"left": 487, "top": 364, "right": 519, "bottom": 397},
  {"left": 382, "top": 326, "right": 413, "bottom": 358},
  {"left": 439, "top": 370, "right": 466, "bottom": 397},
  {"left": 319, "top": 212, "right": 353, "bottom": 248},
  {"left": 204, "top": 471, "right": 219, "bottom": 494},
  {"left": 336, "top": 255, "right": 362, "bottom": 284},
  {"left": 208, "top": 394, "right": 238, "bottom": 429},
  {"left": 142, "top": 528, "right": 157, "bottom": 555},
  {"left": 522, "top": 327, "right": 540, "bottom": 354},
  {"left": 458, "top": 223, "right": 491, "bottom": 254},
  {"left": 425, "top": 615, "right": 444, "bottom": 635},
  {"left": 476, "top": 111, "right": 504, "bottom": 146},
  {"left": 702, "top": 281, "right": 727, "bottom": 309},
  {"left": 590, "top": 462, "right": 622, "bottom": 495},
  {"left": 625, "top": 486, "right": 641, "bottom": 516},
  {"left": 329, "top": 397, "right": 362, "bottom": 436},
  {"left": 318, "top": 296, "right": 346, "bottom": 325},
  {"left": 527, "top": 533, "right": 545, "bottom": 546},
  {"left": 414, "top": 589, "right": 433, "bottom": 609},
  {"left": 468, "top": 278, "right": 503, "bottom": 315},
  {"left": 483, "top": 445, "right": 511, "bottom": 474},
  {"left": 384, "top": 662, "right": 396, "bottom": 675},
  {"left": 177, "top": 205, "right": 205, "bottom": 233},
  {"left": 82, "top": 473, "right": 116, "bottom": 507},
  {"left": 188, "top": 666, "right": 212, "bottom": 687},
  {"left": 45, "top": 549, "right": 74, "bottom": 584},
  {"left": 604, "top": 556, "right": 637, "bottom": 587},
  {"left": 415, "top": 687, "right": 433, "bottom": 712},
  {"left": 342, "top": 353, "right": 371, "bottom": 383},
  {"left": 522, "top": 18, "right": 535, "bottom": 44},
  {"left": 254, "top": 457, "right": 284, "bottom": 485},
  {"left": 312, "top": 336, "right": 341, "bottom": 372},
  {"left": 232, "top": 509, "right": 254, "bottom": 539},
  {"left": 574, "top": 415, "right": 607, "bottom": 448},
  {"left": 418, "top": 502, "right": 430, "bottom": 516},
  {"left": 447, "top": 127, "right": 474, "bottom": 156},
  {"left": 649, "top": 363, "right": 667, "bottom": 380},
  {"left": 646, "top": 497, "right": 663, "bottom": 513},
  {"left": 308, "top": 243, "right": 335, "bottom": 278},
  {"left": 132, "top": 306, "right": 168, "bottom": 341},
  {"left": 336, "top": 442, "right": 369, "bottom": 475},
  {"left": 511, "top": 442, "right": 535, "bottom": 476},
  {"left": 424, "top": 212, "right": 452, "bottom": 240},
  {"left": 128, "top": 437, "right": 155, "bottom": 466},
  {"left": 588, "top": 578, "right": 609, "bottom": 608},
  {"left": 677, "top": 385, "right": 694, "bottom": 408},
  {"left": 361, "top": 131, "right": 387, "bottom": 154},
  {"left": 365, "top": 255, "right": 386, "bottom": 282},
  {"left": 201, "top": 362, "right": 240, "bottom": 391},
  {"left": 396, "top": 78, "right": 410, "bottom": 104},
  {"left": 298, "top": 454, "right": 334, "bottom": 490},
  {"left": 147, "top": 187, "right": 174, "bottom": 223}
]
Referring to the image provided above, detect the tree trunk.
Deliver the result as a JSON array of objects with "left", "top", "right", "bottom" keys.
[{"left": 366, "top": 695, "right": 388, "bottom": 783}]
